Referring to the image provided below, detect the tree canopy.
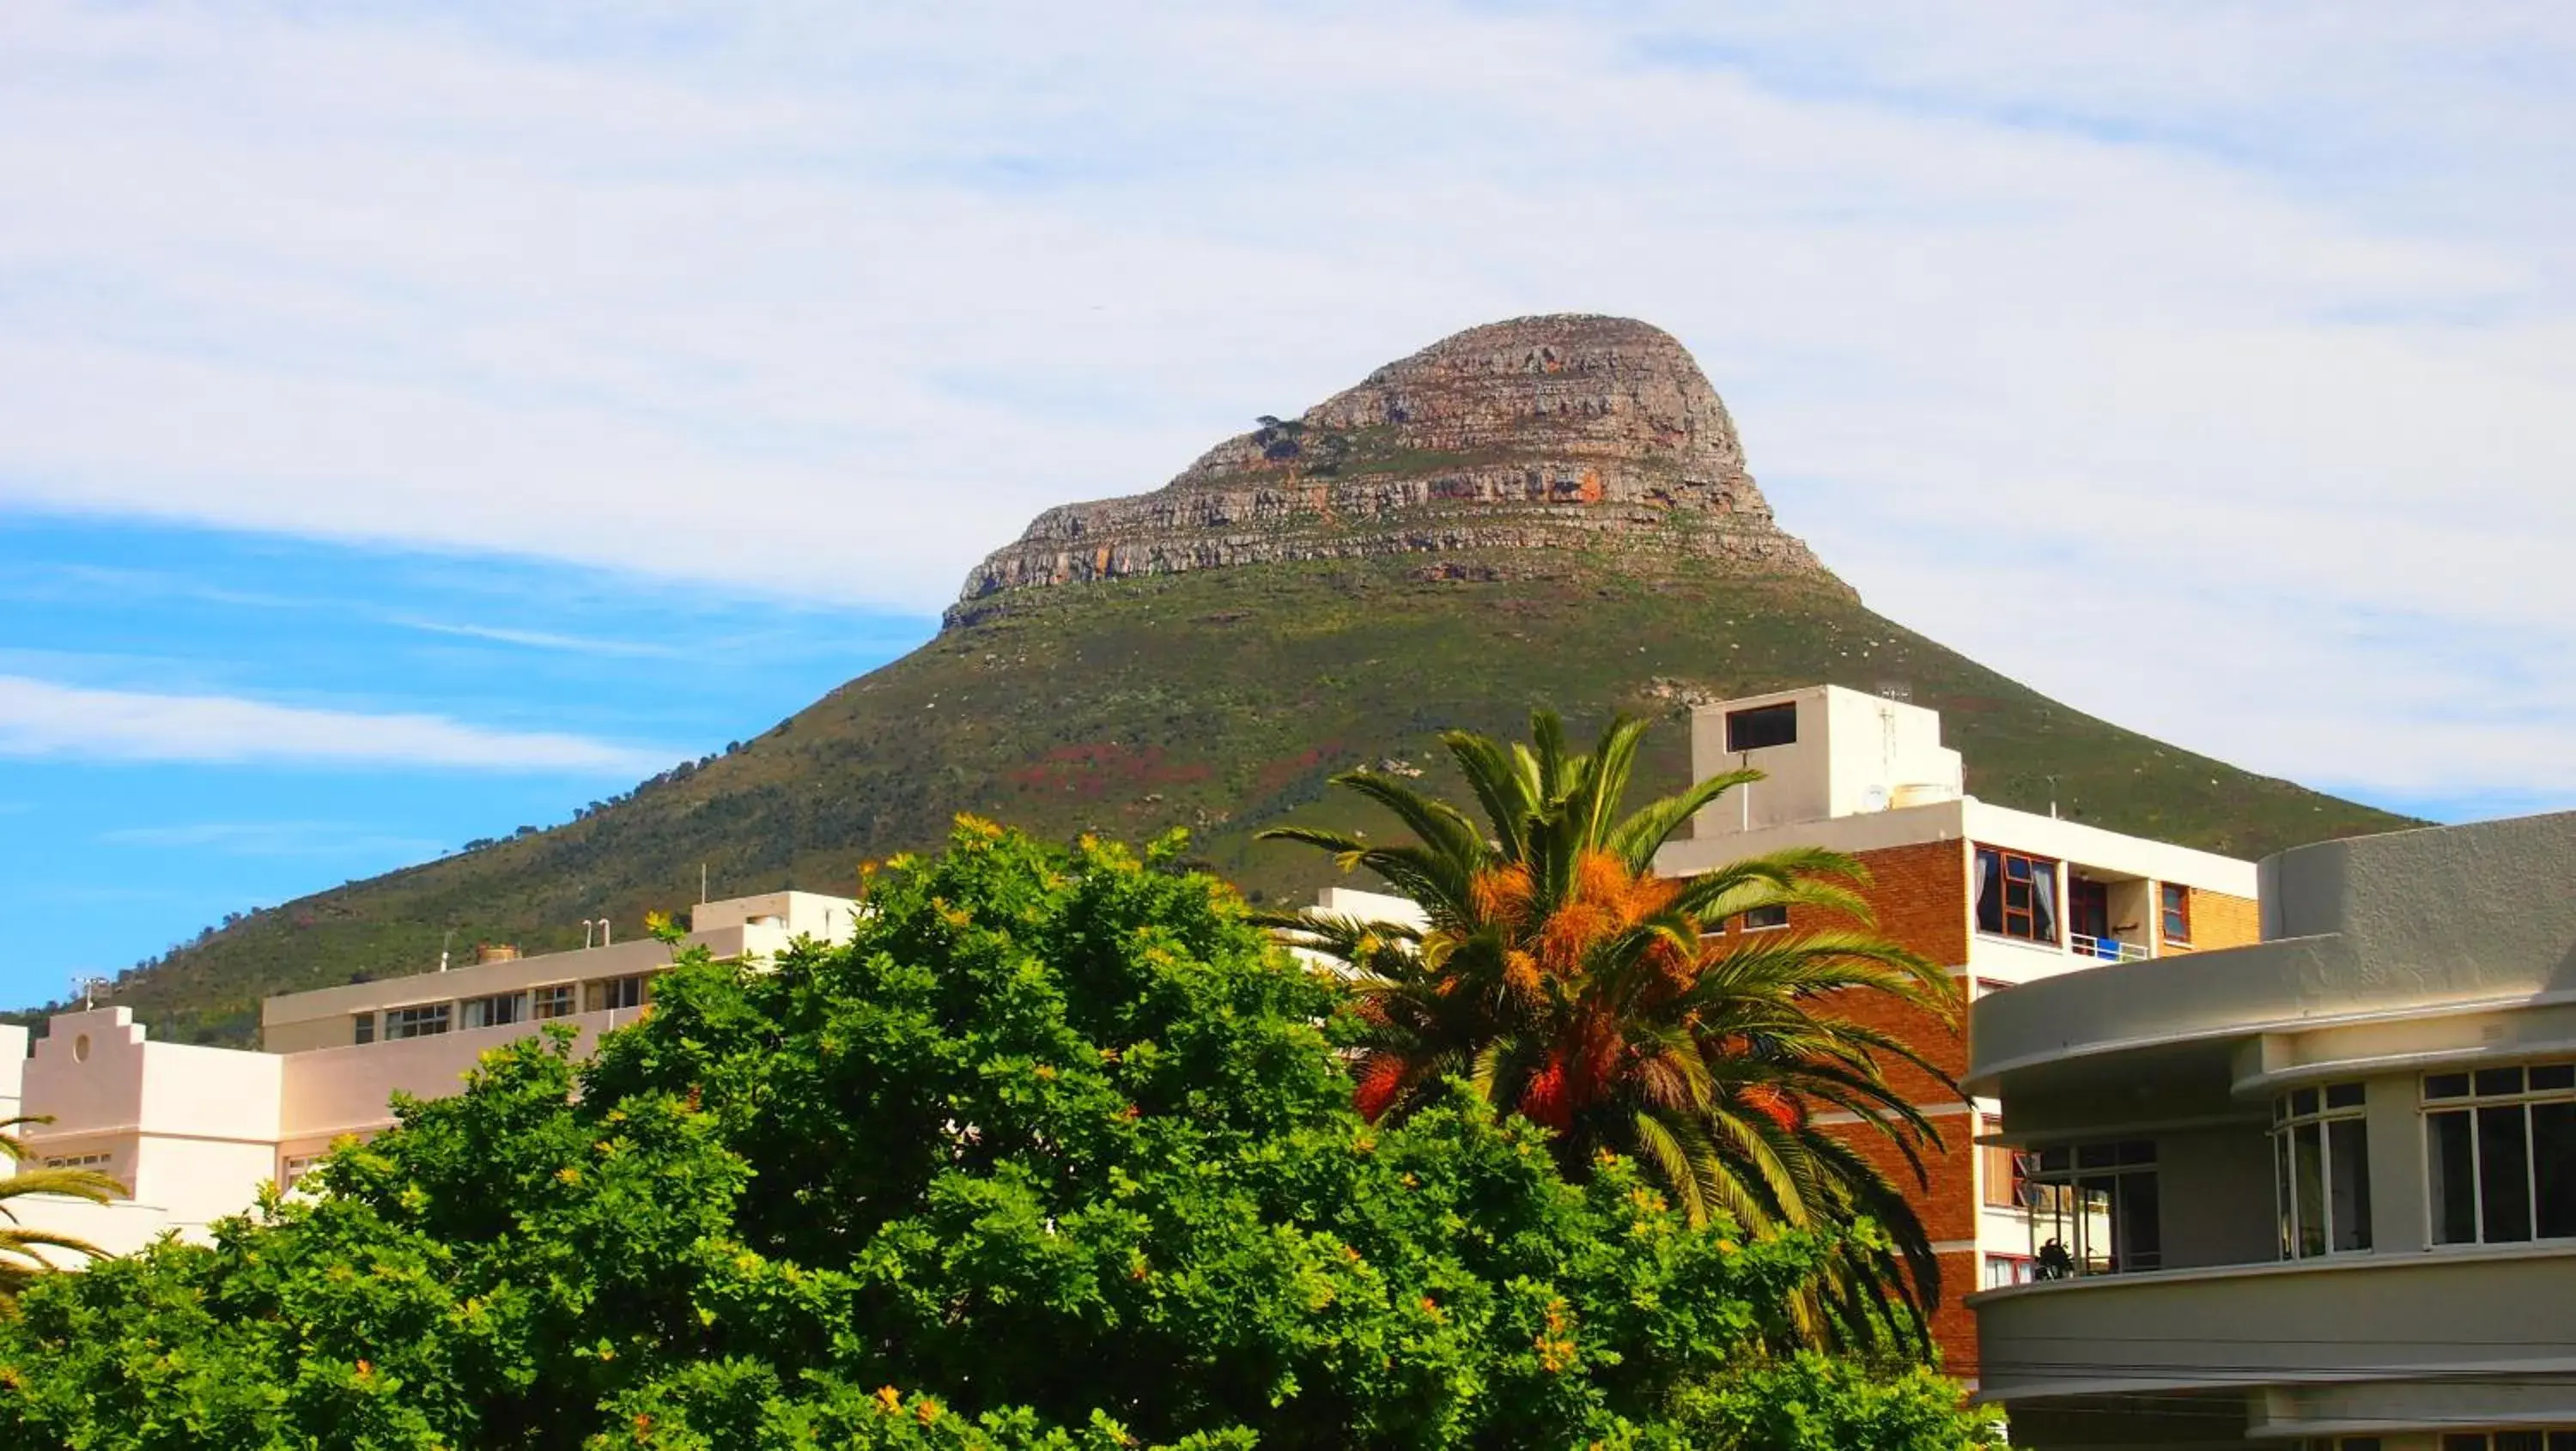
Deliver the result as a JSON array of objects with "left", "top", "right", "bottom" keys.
[
  {"left": 1263, "top": 712, "right": 1957, "bottom": 1345},
  {"left": 0, "top": 821, "right": 1998, "bottom": 1449}
]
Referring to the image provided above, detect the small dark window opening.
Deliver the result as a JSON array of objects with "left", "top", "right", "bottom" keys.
[
  {"left": 1724, "top": 702, "right": 1798, "bottom": 753},
  {"left": 352, "top": 1012, "right": 375, "bottom": 1045},
  {"left": 1741, "top": 903, "right": 1789, "bottom": 931}
]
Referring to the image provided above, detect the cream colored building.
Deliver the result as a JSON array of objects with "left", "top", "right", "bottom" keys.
[
  {"left": 1969, "top": 810, "right": 2576, "bottom": 1451},
  {"left": 2, "top": 890, "right": 859, "bottom": 1257}
]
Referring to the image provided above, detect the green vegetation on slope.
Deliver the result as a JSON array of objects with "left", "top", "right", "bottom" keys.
[{"left": 40, "top": 553, "right": 2415, "bottom": 1044}]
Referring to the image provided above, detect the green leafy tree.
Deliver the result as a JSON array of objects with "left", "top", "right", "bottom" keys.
[
  {"left": 0, "top": 820, "right": 1997, "bottom": 1449},
  {"left": 0, "top": 1115, "right": 120, "bottom": 1303},
  {"left": 1262, "top": 712, "right": 1960, "bottom": 1345}
]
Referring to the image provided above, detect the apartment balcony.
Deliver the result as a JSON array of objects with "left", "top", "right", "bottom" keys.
[
  {"left": 2065, "top": 932, "right": 2152, "bottom": 964},
  {"left": 1974, "top": 1243, "right": 2576, "bottom": 1402}
]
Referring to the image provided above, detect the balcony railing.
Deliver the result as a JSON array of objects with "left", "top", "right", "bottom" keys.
[{"left": 2069, "top": 932, "right": 2151, "bottom": 963}]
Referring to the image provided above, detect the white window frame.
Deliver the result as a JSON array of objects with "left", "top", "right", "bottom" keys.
[
  {"left": 384, "top": 1003, "right": 453, "bottom": 1040},
  {"left": 2421, "top": 1062, "right": 2576, "bottom": 1249},
  {"left": 2273, "top": 1081, "right": 2371, "bottom": 1259}
]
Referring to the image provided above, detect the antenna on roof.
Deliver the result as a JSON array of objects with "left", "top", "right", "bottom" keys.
[
  {"left": 2045, "top": 774, "right": 2061, "bottom": 820},
  {"left": 70, "top": 974, "right": 110, "bottom": 1011},
  {"left": 701, "top": 864, "right": 708, "bottom": 905},
  {"left": 439, "top": 928, "right": 455, "bottom": 974}
]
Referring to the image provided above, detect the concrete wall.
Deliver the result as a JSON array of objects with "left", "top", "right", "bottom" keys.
[
  {"left": 1970, "top": 810, "right": 2576, "bottom": 1096},
  {"left": 1, "top": 1023, "right": 23, "bottom": 1122},
  {"left": 1974, "top": 1248, "right": 2576, "bottom": 1402},
  {"left": 274, "top": 1005, "right": 647, "bottom": 1152},
  {"left": 264, "top": 932, "right": 713, "bottom": 1050},
  {"left": 1686, "top": 685, "right": 1963, "bottom": 841},
  {"left": 690, "top": 889, "right": 861, "bottom": 940},
  {"left": 2154, "top": 1125, "right": 2277, "bottom": 1271}
]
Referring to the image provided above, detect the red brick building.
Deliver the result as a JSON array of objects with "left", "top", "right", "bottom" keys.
[{"left": 1656, "top": 686, "right": 2258, "bottom": 1379}]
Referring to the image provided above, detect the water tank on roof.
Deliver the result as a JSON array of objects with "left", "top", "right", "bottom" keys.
[{"left": 1889, "top": 782, "right": 1959, "bottom": 809}]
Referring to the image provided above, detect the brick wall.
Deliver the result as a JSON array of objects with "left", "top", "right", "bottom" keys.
[
  {"left": 1706, "top": 838, "right": 1984, "bottom": 1370},
  {"left": 2168, "top": 887, "right": 2260, "bottom": 953}
]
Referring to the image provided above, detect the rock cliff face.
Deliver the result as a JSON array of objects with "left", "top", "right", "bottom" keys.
[{"left": 950, "top": 315, "right": 1842, "bottom": 622}]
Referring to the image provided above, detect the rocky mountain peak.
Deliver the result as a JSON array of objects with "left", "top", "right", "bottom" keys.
[{"left": 950, "top": 314, "right": 1838, "bottom": 622}]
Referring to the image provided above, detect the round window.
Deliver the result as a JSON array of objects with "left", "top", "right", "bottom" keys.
[{"left": 72, "top": 1033, "right": 91, "bottom": 1063}]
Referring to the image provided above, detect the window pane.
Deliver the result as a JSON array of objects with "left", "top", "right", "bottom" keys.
[
  {"left": 2293, "top": 1121, "right": 2327, "bottom": 1257},
  {"left": 2117, "top": 1140, "right": 2157, "bottom": 1165},
  {"left": 2292, "top": 1087, "right": 2320, "bottom": 1117},
  {"left": 2076, "top": 1142, "right": 2118, "bottom": 1169},
  {"left": 2547, "top": 1433, "right": 2576, "bottom": 1451},
  {"left": 2327, "top": 1117, "right": 2372, "bottom": 1251},
  {"left": 2495, "top": 1434, "right": 2543, "bottom": 1451},
  {"left": 2343, "top": 1440, "right": 2382, "bottom": 1451},
  {"left": 1976, "top": 850, "right": 2004, "bottom": 934},
  {"left": 1724, "top": 701, "right": 1797, "bottom": 752},
  {"left": 2275, "top": 1131, "right": 2296, "bottom": 1259},
  {"left": 2533, "top": 1101, "right": 2576, "bottom": 1239},
  {"left": 2429, "top": 1111, "right": 2478, "bottom": 1244},
  {"left": 2442, "top": 1436, "right": 2487, "bottom": 1451},
  {"left": 2481, "top": 1104, "right": 2534, "bottom": 1243},
  {"left": 2533, "top": 1065, "right": 2576, "bottom": 1092},
  {"left": 2038, "top": 1145, "right": 2070, "bottom": 1173},
  {"left": 2325, "top": 1083, "right": 2366, "bottom": 1110},
  {"left": 2118, "top": 1171, "right": 2161, "bottom": 1270},
  {"left": 2479, "top": 1067, "right": 2526, "bottom": 1097},
  {"left": 2427, "top": 1072, "right": 2472, "bottom": 1101}
]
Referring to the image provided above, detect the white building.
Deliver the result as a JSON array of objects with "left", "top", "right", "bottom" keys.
[
  {"left": 1969, "top": 810, "right": 2576, "bottom": 1450},
  {"left": 1, "top": 890, "right": 859, "bottom": 1257}
]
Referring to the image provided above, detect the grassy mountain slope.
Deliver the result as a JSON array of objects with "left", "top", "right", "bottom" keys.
[{"left": 58, "top": 553, "right": 2415, "bottom": 1046}]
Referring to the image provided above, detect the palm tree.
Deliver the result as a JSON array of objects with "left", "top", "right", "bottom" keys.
[
  {"left": 1261, "top": 711, "right": 1961, "bottom": 1348},
  {"left": 1, "top": 1115, "right": 121, "bottom": 1302}
]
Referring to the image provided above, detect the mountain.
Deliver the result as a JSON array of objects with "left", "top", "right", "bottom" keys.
[{"left": 43, "top": 316, "right": 2415, "bottom": 1045}]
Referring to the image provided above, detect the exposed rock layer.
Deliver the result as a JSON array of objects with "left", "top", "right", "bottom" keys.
[{"left": 950, "top": 315, "right": 1841, "bottom": 623}]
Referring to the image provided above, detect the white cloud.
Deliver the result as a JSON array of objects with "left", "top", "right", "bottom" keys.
[
  {"left": 0, "top": 675, "right": 671, "bottom": 774},
  {"left": 0, "top": 1, "right": 2570, "bottom": 808},
  {"left": 386, "top": 616, "right": 680, "bottom": 658}
]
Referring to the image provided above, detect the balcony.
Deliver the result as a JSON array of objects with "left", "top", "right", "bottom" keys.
[
  {"left": 1973, "top": 1244, "right": 2576, "bottom": 1403},
  {"left": 2067, "top": 932, "right": 2151, "bottom": 963}
]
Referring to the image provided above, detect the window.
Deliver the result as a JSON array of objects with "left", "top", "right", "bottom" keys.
[
  {"left": 2433, "top": 1434, "right": 2576, "bottom": 1451},
  {"left": 2275, "top": 1082, "right": 2372, "bottom": 1256},
  {"left": 281, "top": 1154, "right": 319, "bottom": 1190},
  {"left": 2024, "top": 1139, "right": 2159, "bottom": 1275},
  {"left": 2303, "top": 1439, "right": 2384, "bottom": 1451},
  {"left": 384, "top": 1003, "right": 452, "bottom": 1040},
  {"left": 1740, "top": 903, "right": 1789, "bottom": 931},
  {"left": 2424, "top": 1063, "right": 2576, "bottom": 1246},
  {"left": 1975, "top": 847, "right": 2060, "bottom": 945},
  {"left": 352, "top": 1011, "right": 375, "bottom": 1045},
  {"left": 586, "top": 975, "right": 649, "bottom": 1012},
  {"left": 2160, "top": 883, "right": 2192, "bottom": 944},
  {"left": 1723, "top": 701, "right": 1797, "bottom": 752},
  {"left": 1983, "top": 1254, "right": 2035, "bottom": 1290},
  {"left": 460, "top": 993, "right": 527, "bottom": 1030},
  {"left": 1980, "top": 1117, "right": 2023, "bottom": 1208},
  {"left": 532, "top": 984, "right": 577, "bottom": 1019},
  {"left": 44, "top": 1152, "right": 112, "bottom": 1169}
]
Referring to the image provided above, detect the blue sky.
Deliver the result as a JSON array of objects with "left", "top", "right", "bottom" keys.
[
  {"left": 1, "top": 514, "right": 931, "bottom": 1003},
  {"left": 3, "top": 1, "right": 2573, "bottom": 1008}
]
